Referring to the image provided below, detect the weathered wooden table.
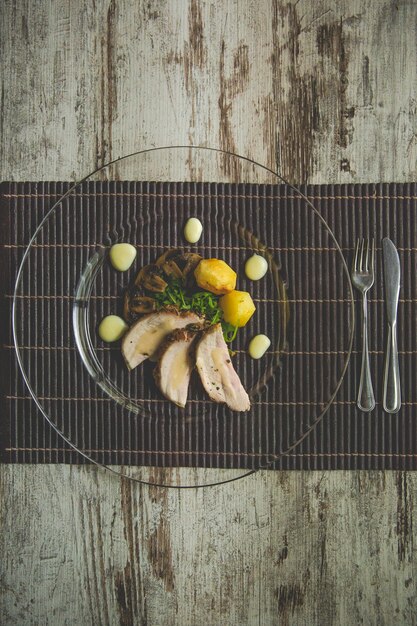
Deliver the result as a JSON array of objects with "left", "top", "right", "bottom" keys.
[{"left": 1, "top": 1, "right": 416, "bottom": 624}]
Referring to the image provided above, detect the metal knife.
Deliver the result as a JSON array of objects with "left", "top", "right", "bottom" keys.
[{"left": 382, "top": 238, "right": 401, "bottom": 413}]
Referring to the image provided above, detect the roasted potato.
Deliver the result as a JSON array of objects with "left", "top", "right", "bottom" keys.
[
  {"left": 194, "top": 259, "right": 237, "bottom": 295},
  {"left": 219, "top": 290, "right": 256, "bottom": 327}
]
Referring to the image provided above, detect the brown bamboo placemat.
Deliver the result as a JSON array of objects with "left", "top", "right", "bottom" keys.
[{"left": 1, "top": 181, "right": 416, "bottom": 470}]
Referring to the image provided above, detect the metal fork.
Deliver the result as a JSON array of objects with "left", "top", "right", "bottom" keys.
[{"left": 351, "top": 239, "right": 376, "bottom": 412}]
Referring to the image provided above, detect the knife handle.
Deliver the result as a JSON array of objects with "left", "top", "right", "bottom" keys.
[
  {"left": 383, "top": 322, "right": 401, "bottom": 413},
  {"left": 357, "top": 292, "right": 375, "bottom": 412}
]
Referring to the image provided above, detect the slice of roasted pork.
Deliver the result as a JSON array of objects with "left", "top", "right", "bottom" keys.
[
  {"left": 154, "top": 327, "right": 202, "bottom": 408},
  {"left": 195, "top": 323, "right": 250, "bottom": 411},
  {"left": 121, "top": 310, "right": 202, "bottom": 370}
]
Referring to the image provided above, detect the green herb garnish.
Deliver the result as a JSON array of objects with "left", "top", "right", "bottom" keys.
[
  {"left": 222, "top": 322, "right": 239, "bottom": 343},
  {"left": 154, "top": 278, "right": 238, "bottom": 343}
]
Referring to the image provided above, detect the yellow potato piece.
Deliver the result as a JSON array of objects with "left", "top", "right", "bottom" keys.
[
  {"left": 219, "top": 290, "right": 256, "bottom": 327},
  {"left": 194, "top": 259, "right": 237, "bottom": 295}
]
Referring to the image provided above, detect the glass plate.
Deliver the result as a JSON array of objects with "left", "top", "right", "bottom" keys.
[{"left": 13, "top": 147, "right": 354, "bottom": 487}]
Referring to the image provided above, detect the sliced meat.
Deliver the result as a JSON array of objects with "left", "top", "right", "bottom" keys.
[
  {"left": 121, "top": 310, "right": 202, "bottom": 370},
  {"left": 154, "top": 327, "right": 202, "bottom": 408},
  {"left": 195, "top": 324, "right": 250, "bottom": 412}
]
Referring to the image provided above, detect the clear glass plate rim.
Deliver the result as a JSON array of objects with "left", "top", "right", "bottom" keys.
[{"left": 12, "top": 145, "right": 355, "bottom": 488}]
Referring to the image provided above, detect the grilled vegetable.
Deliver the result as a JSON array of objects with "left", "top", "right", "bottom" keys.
[
  {"left": 219, "top": 290, "right": 256, "bottom": 327},
  {"left": 194, "top": 258, "right": 237, "bottom": 295},
  {"left": 129, "top": 294, "right": 156, "bottom": 315},
  {"left": 124, "top": 291, "right": 156, "bottom": 322},
  {"left": 135, "top": 264, "right": 167, "bottom": 293}
]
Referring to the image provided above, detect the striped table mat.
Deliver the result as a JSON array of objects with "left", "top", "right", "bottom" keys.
[{"left": 1, "top": 181, "right": 416, "bottom": 470}]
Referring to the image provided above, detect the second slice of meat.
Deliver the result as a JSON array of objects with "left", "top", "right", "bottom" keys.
[
  {"left": 122, "top": 310, "right": 202, "bottom": 370},
  {"left": 195, "top": 324, "right": 250, "bottom": 412},
  {"left": 154, "top": 327, "right": 202, "bottom": 408}
]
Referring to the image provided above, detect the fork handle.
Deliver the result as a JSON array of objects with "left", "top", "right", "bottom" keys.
[
  {"left": 357, "top": 292, "right": 375, "bottom": 412},
  {"left": 383, "top": 322, "right": 401, "bottom": 413}
]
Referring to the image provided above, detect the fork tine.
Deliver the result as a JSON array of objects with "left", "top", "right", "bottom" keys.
[
  {"left": 371, "top": 238, "right": 375, "bottom": 274},
  {"left": 359, "top": 238, "right": 364, "bottom": 271},
  {"left": 364, "top": 238, "right": 370, "bottom": 272},
  {"left": 353, "top": 239, "right": 360, "bottom": 271}
]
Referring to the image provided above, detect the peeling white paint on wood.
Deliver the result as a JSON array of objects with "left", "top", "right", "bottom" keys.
[
  {"left": 1, "top": 0, "right": 417, "bottom": 624},
  {"left": 0, "top": 467, "right": 416, "bottom": 625}
]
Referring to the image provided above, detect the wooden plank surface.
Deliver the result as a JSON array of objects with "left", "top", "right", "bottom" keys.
[{"left": 1, "top": 1, "right": 416, "bottom": 624}]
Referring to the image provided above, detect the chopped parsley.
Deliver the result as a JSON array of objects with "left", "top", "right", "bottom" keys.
[{"left": 154, "top": 278, "right": 238, "bottom": 343}]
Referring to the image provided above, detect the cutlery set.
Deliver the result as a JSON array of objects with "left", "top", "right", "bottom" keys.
[{"left": 351, "top": 237, "right": 401, "bottom": 414}]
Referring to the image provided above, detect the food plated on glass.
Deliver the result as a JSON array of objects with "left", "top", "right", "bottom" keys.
[{"left": 99, "top": 238, "right": 269, "bottom": 412}]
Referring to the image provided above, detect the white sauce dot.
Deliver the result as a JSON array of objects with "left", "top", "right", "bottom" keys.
[
  {"left": 245, "top": 254, "right": 268, "bottom": 280},
  {"left": 184, "top": 217, "right": 203, "bottom": 243},
  {"left": 98, "top": 315, "right": 128, "bottom": 342},
  {"left": 109, "top": 243, "right": 137, "bottom": 271},
  {"left": 248, "top": 334, "right": 271, "bottom": 359}
]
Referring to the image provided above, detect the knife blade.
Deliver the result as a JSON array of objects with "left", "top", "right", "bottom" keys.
[
  {"left": 383, "top": 238, "right": 401, "bottom": 323},
  {"left": 382, "top": 238, "right": 401, "bottom": 413}
]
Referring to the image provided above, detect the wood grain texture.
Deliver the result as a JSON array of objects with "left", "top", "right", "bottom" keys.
[
  {"left": 1, "top": 467, "right": 416, "bottom": 626},
  {"left": 1, "top": 0, "right": 417, "bottom": 624}
]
